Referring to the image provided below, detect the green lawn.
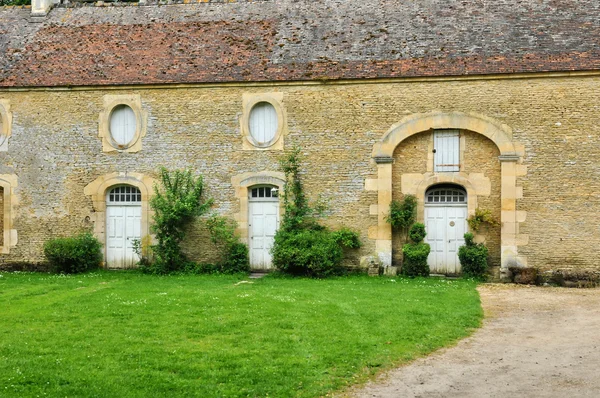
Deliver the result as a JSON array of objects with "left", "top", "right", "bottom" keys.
[{"left": 0, "top": 272, "right": 482, "bottom": 397}]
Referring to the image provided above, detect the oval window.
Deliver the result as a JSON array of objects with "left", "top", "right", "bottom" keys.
[
  {"left": 109, "top": 105, "right": 137, "bottom": 146},
  {"left": 249, "top": 102, "right": 278, "bottom": 145}
]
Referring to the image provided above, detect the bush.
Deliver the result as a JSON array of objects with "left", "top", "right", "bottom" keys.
[
  {"left": 44, "top": 232, "right": 102, "bottom": 274},
  {"left": 331, "top": 227, "right": 361, "bottom": 249},
  {"left": 272, "top": 229, "right": 343, "bottom": 277},
  {"left": 206, "top": 215, "right": 250, "bottom": 274},
  {"left": 222, "top": 242, "right": 250, "bottom": 274},
  {"left": 402, "top": 243, "right": 431, "bottom": 277},
  {"left": 408, "top": 223, "right": 427, "bottom": 243},
  {"left": 401, "top": 223, "right": 430, "bottom": 277},
  {"left": 458, "top": 232, "right": 488, "bottom": 278}
]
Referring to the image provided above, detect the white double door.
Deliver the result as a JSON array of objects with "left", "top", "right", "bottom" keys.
[
  {"left": 249, "top": 201, "right": 279, "bottom": 270},
  {"left": 424, "top": 205, "right": 467, "bottom": 274},
  {"left": 106, "top": 205, "right": 141, "bottom": 269}
]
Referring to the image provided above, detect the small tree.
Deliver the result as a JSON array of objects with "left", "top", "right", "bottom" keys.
[
  {"left": 149, "top": 167, "right": 212, "bottom": 274},
  {"left": 402, "top": 223, "right": 431, "bottom": 277},
  {"left": 458, "top": 232, "right": 489, "bottom": 278}
]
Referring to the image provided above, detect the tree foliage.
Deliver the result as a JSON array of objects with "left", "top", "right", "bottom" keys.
[{"left": 148, "top": 167, "right": 212, "bottom": 274}]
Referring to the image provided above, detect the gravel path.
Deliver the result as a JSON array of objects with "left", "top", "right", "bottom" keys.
[{"left": 348, "top": 284, "right": 600, "bottom": 398}]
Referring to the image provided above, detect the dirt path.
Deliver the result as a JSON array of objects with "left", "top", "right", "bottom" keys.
[{"left": 349, "top": 284, "right": 600, "bottom": 398}]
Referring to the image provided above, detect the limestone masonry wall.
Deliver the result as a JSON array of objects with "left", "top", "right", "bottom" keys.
[{"left": 0, "top": 74, "right": 599, "bottom": 274}]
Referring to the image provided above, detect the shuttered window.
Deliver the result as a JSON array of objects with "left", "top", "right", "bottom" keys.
[
  {"left": 109, "top": 105, "right": 137, "bottom": 146},
  {"left": 249, "top": 102, "right": 278, "bottom": 145},
  {"left": 434, "top": 130, "right": 460, "bottom": 172}
]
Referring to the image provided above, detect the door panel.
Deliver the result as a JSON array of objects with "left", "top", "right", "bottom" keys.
[
  {"left": 106, "top": 205, "right": 141, "bottom": 269},
  {"left": 425, "top": 205, "right": 467, "bottom": 274},
  {"left": 249, "top": 201, "right": 279, "bottom": 270}
]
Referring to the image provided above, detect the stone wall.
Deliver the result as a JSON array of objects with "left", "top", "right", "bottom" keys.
[{"left": 0, "top": 74, "right": 599, "bottom": 274}]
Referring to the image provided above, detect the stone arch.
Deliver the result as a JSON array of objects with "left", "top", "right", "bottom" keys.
[
  {"left": 372, "top": 111, "right": 518, "bottom": 159},
  {"left": 231, "top": 171, "right": 285, "bottom": 241},
  {"left": 369, "top": 111, "right": 525, "bottom": 278},
  {"left": 0, "top": 174, "right": 18, "bottom": 253},
  {"left": 84, "top": 172, "right": 156, "bottom": 265}
]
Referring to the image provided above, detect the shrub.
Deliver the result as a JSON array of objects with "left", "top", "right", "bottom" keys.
[
  {"left": 408, "top": 222, "right": 427, "bottom": 243},
  {"left": 386, "top": 195, "right": 417, "bottom": 231},
  {"left": 207, "top": 215, "right": 250, "bottom": 274},
  {"left": 149, "top": 167, "right": 212, "bottom": 274},
  {"left": 331, "top": 227, "right": 361, "bottom": 249},
  {"left": 401, "top": 223, "right": 430, "bottom": 277},
  {"left": 44, "top": 232, "right": 102, "bottom": 274},
  {"left": 271, "top": 149, "right": 360, "bottom": 277},
  {"left": 272, "top": 229, "right": 343, "bottom": 277},
  {"left": 458, "top": 232, "right": 489, "bottom": 278}
]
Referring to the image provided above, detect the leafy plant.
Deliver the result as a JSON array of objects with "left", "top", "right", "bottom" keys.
[
  {"left": 206, "top": 214, "right": 250, "bottom": 274},
  {"left": 387, "top": 194, "right": 417, "bottom": 247},
  {"left": 0, "top": 0, "right": 30, "bottom": 5},
  {"left": 458, "top": 232, "right": 489, "bottom": 278},
  {"left": 272, "top": 229, "right": 343, "bottom": 277},
  {"left": 386, "top": 195, "right": 417, "bottom": 231},
  {"left": 272, "top": 148, "right": 360, "bottom": 277},
  {"left": 148, "top": 167, "right": 213, "bottom": 274},
  {"left": 278, "top": 147, "right": 311, "bottom": 232},
  {"left": 43, "top": 232, "right": 102, "bottom": 274},
  {"left": 332, "top": 227, "right": 362, "bottom": 249},
  {"left": 402, "top": 223, "right": 430, "bottom": 277},
  {"left": 467, "top": 208, "right": 499, "bottom": 232}
]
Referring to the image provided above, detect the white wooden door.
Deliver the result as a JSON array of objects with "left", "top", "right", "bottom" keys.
[
  {"left": 249, "top": 201, "right": 279, "bottom": 270},
  {"left": 425, "top": 205, "right": 467, "bottom": 274},
  {"left": 106, "top": 205, "right": 141, "bottom": 269}
]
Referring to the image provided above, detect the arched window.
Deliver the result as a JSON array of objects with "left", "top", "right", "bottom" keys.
[
  {"left": 426, "top": 184, "right": 466, "bottom": 204},
  {"left": 249, "top": 185, "right": 279, "bottom": 201},
  {"left": 107, "top": 185, "right": 142, "bottom": 204}
]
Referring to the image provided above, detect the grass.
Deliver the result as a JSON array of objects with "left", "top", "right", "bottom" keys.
[{"left": 0, "top": 272, "right": 482, "bottom": 397}]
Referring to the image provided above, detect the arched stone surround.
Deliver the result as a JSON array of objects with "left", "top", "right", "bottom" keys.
[
  {"left": 0, "top": 174, "right": 18, "bottom": 254},
  {"left": 84, "top": 172, "right": 155, "bottom": 264},
  {"left": 231, "top": 171, "right": 286, "bottom": 241},
  {"left": 368, "top": 111, "right": 527, "bottom": 277}
]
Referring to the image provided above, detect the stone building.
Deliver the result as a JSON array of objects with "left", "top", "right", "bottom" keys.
[{"left": 0, "top": 0, "right": 599, "bottom": 280}]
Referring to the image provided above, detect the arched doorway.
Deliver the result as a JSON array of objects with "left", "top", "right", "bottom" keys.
[
  {"left": 105, "top": 185, "right": 142, "bottom": 268},
  {"left": 424, "top": 184, "right": 468, "bottom": 274},
  {"left": 370, "top": 111, "right": 524, "bottom": 277},
  {"left": 248, "top": 185, "right": 280, "bottom": 270}
]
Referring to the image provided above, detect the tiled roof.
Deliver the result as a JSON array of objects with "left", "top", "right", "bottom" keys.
[{"left": 1, "top": 0, "right": 599, "bottom": 87}]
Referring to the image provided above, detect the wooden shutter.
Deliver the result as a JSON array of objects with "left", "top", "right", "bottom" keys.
[
  {"left": 110, "top": 105, "right": 136, "bottom": 146},
  {"left": 434, "top": 130, "right": 460, "bottom": 172},
  {"left": 249, "top": 102, "right": 278, "bottom": 144}
]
